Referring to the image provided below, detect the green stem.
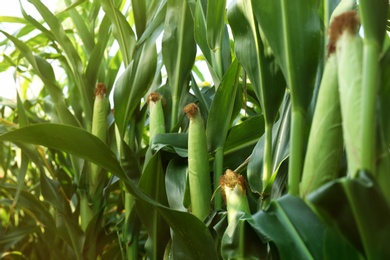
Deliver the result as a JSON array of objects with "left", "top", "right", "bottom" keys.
[
  {"left": 360, "top": 42, "right": 379, "bottom": 175},
  {"left": 80, "top": 190, "right": 93, "bottom": 232},
  {"left": 214, "top": 147, "right": 224, "bottom": 210},
  {"left": 288, "top": 109, "right": 306, "bottom": 196},
  {"left": 115, "top": 125, "right": 138, "bottom": 258},
  {"left": 170, "top": 96, "right": 179, "bottom": 131},
  {"left": 262, "top": 123, "right": 273, "bottom": 190},
  {"left": 125, "top": 192, "right": 137, "bottom": 259},
  {"left": 215, "top": 47, "right": 224, "bottom": 80}
]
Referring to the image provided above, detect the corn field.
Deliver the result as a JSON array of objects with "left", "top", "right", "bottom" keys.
[{"left": 1, "top": 0, "right": 390, "bottom": 259}]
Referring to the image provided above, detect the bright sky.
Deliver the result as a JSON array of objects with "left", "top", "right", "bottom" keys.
[
  {"left": 0, "top": 0, "right": 57, "bottom": 100},
  {"left": 0, "top": 1, "right": 22, "bottom": 100}
]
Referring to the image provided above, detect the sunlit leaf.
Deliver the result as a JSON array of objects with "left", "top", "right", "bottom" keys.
[{"left": 101, "top": 0, "right": 136, "bottom": 66}]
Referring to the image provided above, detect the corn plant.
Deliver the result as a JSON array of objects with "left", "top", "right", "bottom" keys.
[{"left": 1, "top": 0, "right": 390, "bottom": 259}]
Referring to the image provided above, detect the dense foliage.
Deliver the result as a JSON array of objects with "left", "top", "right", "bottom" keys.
[{"left": 1, "top": 0, "right": 390, "bottom": 259}]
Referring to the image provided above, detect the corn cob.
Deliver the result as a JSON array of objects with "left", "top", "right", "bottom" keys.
[
  {"left": 219, "top": 169, "right": 250, "bottom": 224},
  {"left": 331, "top": 11, "right": 363, "bottom": 177},
  {"left": 300, "top": 53, "right": 343, "bottom": 197},
  {"left": 90, "top": 83, "right": 108, "bottom": 196},
  {"left": 184, "top": 103, "right": 212, "bottom": 221},
  {"left": 147, "top": 92, "right": 166, "bottom": 143}
]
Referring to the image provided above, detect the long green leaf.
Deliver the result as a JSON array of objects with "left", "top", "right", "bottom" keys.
[
  {"left": 64, "top": 0, "right": 95, "bottom": 54},
  {"left": 0, "top": 221, "right": 38, "bottom": 248},
  {"left": 244, "top": 194, "right": 362, "bottom": 258},
  {"left": 136, "top": 0, "right": 166, "bottom": 47},
  {"left": 28, "top": 0, "right": 93, "bottom": 121},
  {"left": 85, "top": 16, "right": 111, "bottom": 88},
  {"left": 18, "top": 2, "right": 56, "bottom": 44},
  {"left": 228, "top": 1, "right": 285, "bottom": 125},
  {"left": 206, "top": 59, "right": 240, "bottom": 208},
  {"left": 192, "top": 0, "right": 221, "bottom": 85},
  {"left": 0, "top": 187, "right": 57, "bottom": 244},
  {"left": 228, "top": 0, "right": 286, "bottom": 188},
  {"left": 206, "top": 0, "right": 226, "bottom": 78},
  {"left": 221, "top": 213, "right": 266, "bottom": 259},
  {"left": 248, "top": 93, "right": 291, "bottom": 194},
  {"left": 0, "top": 124, "right": 218, "bottom": 259},
  {"left": 0, "top": 30, "right": 79, "bottom": 127},
  {"left": 251, "top": 0, "right": 321, "bottom": 111},
  {"left": 224, "top": 115, "right": 265, "bottom": 157},
  {"left": 251, "top": 0, "right": 321, "bottom": 195},
  {"left": 114, "top": 37, "right": 157, "bottom": 135},
  {"left": 206, "top": 0, "right": 225, "bottom": 51},
  {"left": 0, "top": 16, "right": 27, "bottom": 24},
  {"left": 165, "top": 157, "right": 188, "bottom": 211},
  {"left": 132, "top": 0, "right": 147, "bottom": 37},
  {"left": 101, "top": 0, "right": 136, "bottom": 66},
  {"left": 151, "top": 133, "right": 188, "bottom": 157},
  {"left": 206, "top": 59, "right": 240, "bottom": 152},
  {"left": 136, "top": 152, "right": 170, "bottom": 259},
  {"left": 162, "top": 0, "right": 196, "bottom": 130},
  {"left": 308, "top": 171, "right": 390, "bottom": 259}
]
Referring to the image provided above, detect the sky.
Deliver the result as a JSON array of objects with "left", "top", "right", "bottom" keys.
[
  {"left": 0, "top": 0, "right": 57, "bottom": 100},
  {"left": 0, "top": 1, "right": 23, "bottom": 100}
]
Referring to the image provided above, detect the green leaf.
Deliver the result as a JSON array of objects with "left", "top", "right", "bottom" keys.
[
  {"left": 251, "top": 195, "right": 324, "bottom": 259},
  {"left": 165, "top": 157, "right": 188, "bottom": 211},
  {"left": 11, "top": 152, "right": 29, "bottom": 213},
  {"left": 0, "top": 124, "right": 125, "bottom": 179},
  {"left": 136, "top": 1, "right": 166, "bottom": 47},
  {"left": 18, "top": 2, "right": 56, "bottom": 41},
  {"left": 206, "top": 59, "right": 240, "bottom": 153},
  {"left": 64, "top": 0, "right": 95, "bottom": 54},
  {"left": 307, "top": 171, "right": 390, "bottom": 259},
  {"left": 101, "top": 0, "right": 136, "bottom": 66},
  {"left": 251, "top": 0, "right": 321, "bottom": 112},
  {"left": 0, "top": 124, "right": 218, "bottom": 259},
  {"left": 193, "top": 0, "right": 212, "bottom": 64},
  {"left": 114, "top": 37, "right": 157, "bottom": 135},
  {"left": 206, "top": 0, "right": 225, "bottom": 51},
  {"left": 224, "top": 115, "right": 265, "bottom": 157},
  {"left": 151, "top": 133, "right": 188, "bottom": 157},
  {"left": 0, "top": 223, "right": 38, "bottom": 249},
  {"left": 0, "top": 16, "right": 27, "bottom": 24},
  {"left": 40, "top": 172, "right": 72, "bottom": 216},
  {"left": 0, "top": 30, "right": 80, "bottom": 127},
  {"left": 251, "top": 0, "right": 321, "bottom": 195},
  {"left": 136, "top": 152, "right": 170, "bottom": 259},
  {"left": 132, "top": 0, "right": 147, "bottom": 37},
  {"left": 27, "top": 0, "right": 93, "bottom": 119},
  {"left": 228, "top": 0, "right": 285, "bottom": 125},
  {"left": 162, "top": 0, "right": 196, "bottom": 130},
  {"left": 0, "top": 187, "right": 57, "bottom": 242},
  {"left": 248, "top": 93, "right": 291, "bottom": 194},
  {"left": 221, "top": 213, "right": 267, "bottom": 259},
  {"left": 85, "top": 16, "right": 111, "bottom": 87}
]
